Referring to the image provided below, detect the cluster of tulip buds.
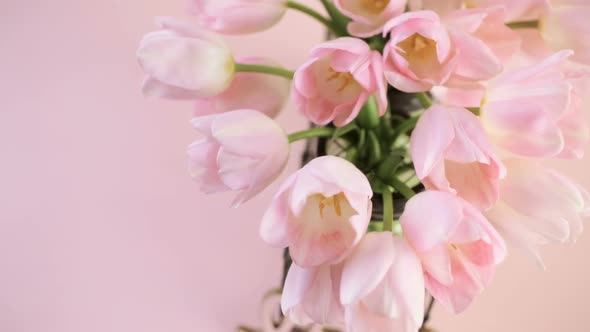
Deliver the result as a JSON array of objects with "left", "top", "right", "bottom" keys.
[{"left": 137, "top": 0, "right": 590, "bottom": 331}]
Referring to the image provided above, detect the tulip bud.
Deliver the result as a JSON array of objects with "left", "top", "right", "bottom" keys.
[
  {"left": 189, "top": 0, "right": 288, "bottom": 34},
  {"left": 138, "top": 17, "right": 234, "bottom": 98},
  {"left": 188, "top": 109, "right": 290, "bottom": 206}
]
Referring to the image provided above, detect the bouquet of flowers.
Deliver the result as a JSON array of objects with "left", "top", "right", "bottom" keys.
[{"left": 137, "top": 0, "right": 590, "bottom": 331}]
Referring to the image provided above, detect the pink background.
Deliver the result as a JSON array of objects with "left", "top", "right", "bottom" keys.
[{"left": 2, "top": 0, "right": 590, "bottom": 331}]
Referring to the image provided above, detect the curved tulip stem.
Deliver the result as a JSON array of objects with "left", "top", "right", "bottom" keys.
[
  {"left": 416, "top": 92, "right": 433, "bottom": 109},
  {"left": 288, "top": 127, "right": 335, "bottom": 143},
  {"left": 507, "top": 20, "right": 539, "bottom": 29},
  {"left": 287, "top": 1, "right": 337, "bottom": 33},
  {"left": 390, "top": 177, "right": 416, "bottom": 199},
  {"left": 234, "top": 63, "right": 294, "bottom": 79},
  {"left": 382, "top": 187, "right": 394, "bottom": 232},
  {"left": 319, "top": 0, "right": 350, "bottom": 36}
]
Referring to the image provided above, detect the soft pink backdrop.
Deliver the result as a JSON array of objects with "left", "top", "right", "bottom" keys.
[{"left": 2, "top": 0, "right": 589, "bottom": 331}]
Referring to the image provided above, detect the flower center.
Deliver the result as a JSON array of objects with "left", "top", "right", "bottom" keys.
[
  {"left": 313, "top": 57, "right": 363, "bottom": 104},
  {"left": 360, "top": 0, "right": 390, "bottom": 15},
  {"left": 318, "top": 193, "right": 345, "bottom": 218},
  {"left": 325, "top": 67, "right": 356, "bottom": 93},
  {"left": 398, "top": 33, "right": 436, "bottom": 60},
  {"left": 397, "top": 33, "right": 440, "bottom": 78}
]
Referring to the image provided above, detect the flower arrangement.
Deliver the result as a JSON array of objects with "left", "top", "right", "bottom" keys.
[{"left": 137, "top": 0, "right": 590, "bottom": 331}]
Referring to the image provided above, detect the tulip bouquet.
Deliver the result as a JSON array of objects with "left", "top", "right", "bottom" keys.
[{"left": 137, "top": 0, "right": 590, "bottom": 331}]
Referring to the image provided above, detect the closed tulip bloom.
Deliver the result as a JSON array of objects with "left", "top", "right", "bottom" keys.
[
  {"left": 333, "top": 0, "right": 407, "bottom": 37},
  {"left": 189, "top": 0, "right": 287, "bottom": 34},
  {"left": 138, "top": 17, "right": 234, "bottom": 98},
  {"left": 481, "top": 50, "right": 589, "bottom": 159},
  {"left": 410, "top": 105, "right": 505, "bottom": 211},
  {"left": 400, "top": 191, "right": 506, "bottom": 314},
  {"left": 187, "top": 110, "right": 289, "bottom": 207},
  {"left": 540, "top": 0, "right": 590, "bottom": 65},
  {"left": 485, "top": 159, "right": 590, "bottom": 268},
  {"left": 340, "top": 233, "right": 425, "bottom": 332},
  {"left": 292, "top": 38, "right": 388, "bottom": 127},
  {"left": 281, "top": 263, "right": 345, "bottom": 326},
  {"left": 260, "top": 156, "right": 373, "bottom": 267},
  {"left": 193, "top": 57, "right": 290, "bottom": 118},
  {"left": 382, "top": 10, "right": 506, "bottom": 93}
]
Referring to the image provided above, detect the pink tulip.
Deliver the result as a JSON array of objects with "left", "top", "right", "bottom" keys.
[
  {"left": 408, "top": 0, "right": 463, "bottom": 16},
  {"left": 260, "top": 156, "right": 373, "bottom": 267},
  {"left": 138, "top": 17, "right": 234, "bottom": 98},
  {"left": 187, "top": 109, "right": 289, "bottom": 207},
  {"left": 340, "top": 233, "right": 425, "bottom": 332},
  {"left": 485, "top": 159, "right": 590, "bottom": 268},
  {"left": 465, "top": 0, "right": 549, "bottom": 22},
  {"left": 281, "top": 263, "right": 345, "bottom": 326},
  {"left": 333, "top": 0, "right": 407, "bottom": 37},
  {"left": 400, "top": 191, "right": 506, "bottom": 314},
  {"left": 540, "top": 0, "right": 590, "bottom": 65},
  {"left": 382, "top": 10, "right": 511, "bottom": 92},
  {"left": 188, "top": 0, "right": 287, "bottom": 34},
  {"left": 292, "top": 38, "right": 387, "bottom": 127},
  {"left": 443, "top": 7, "right": 521, "bottom": 65},
  {"left": 193, "top": 57, "right": 290, "bottom": 118},
  {"left": 410, "top": 105, "right": 505, "bottom": 211},
  {"left": 382, "top": 11, "right": 456, "bottom": 92},
  {"left": 481, "top": 50, "right": 589, "bottom": 159}
]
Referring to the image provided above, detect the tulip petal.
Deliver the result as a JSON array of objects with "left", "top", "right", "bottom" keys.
[
  {"left": 420, "top": 244, "right": 453, "bottom": 286},
  {"left": 340, "top": 233, "right": 395, "bottom": 304},
  {"left": 400, "top": 191, "right": 463, "bottom": 251},
  {"left": 410, "top": 106, "right": 455, "bottom": 179},
  {"left": 450, "top": 31, "right": 502, "bottom": 80},
  {"left": 281, "top": 264, "right": 317, "bottom": 315}
]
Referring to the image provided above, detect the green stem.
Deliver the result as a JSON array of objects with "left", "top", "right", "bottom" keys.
[
  {"left": 416, "top": 92, "right": 433, "bottom": 109},
  {"left": 234, "top": 63, "right": 294, "bottom": 79},
  {"left": 319, "top": 0, "right": 350, "bottom": 36},
  {"left": 390, "top": 177, "right": 416, "bottom": 199},
  {"left": 382, "top": 187, "right": 394, "bottom": 232},
  {"left": 288, "top": 127, "right": 335, "bottom": 143},
  {"left": 368, "top": 221, "right": 384, "bottom": 232},
  {"left": 356, "top": 96, "right": 380, "bottom": 129},
  {"left": 507, "top": 20, "right": 539, "bottom": 29},
  {"left": 367, "top": 131, "right": 382, "bottom": 165},
  {"left": 392, "top": 116, "right": 419, "bottom": 141},
  {"left": 287, "top": 1, "right": 336, "bottom": 33}
]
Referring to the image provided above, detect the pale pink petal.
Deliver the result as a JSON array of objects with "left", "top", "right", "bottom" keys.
[
  {"left": 420, "top": 244, "right": 453, "bottom": 286},
  {"left": 410, "top": 105, "right": 455, "bottom": 179},
  {"left": 541, "top": 5, "right": 590, "bottom": 65},
  {"left": 400, "top": 191, "right": 463, "bottom": 251},
  {"left": 482, "top": 101, "right": 565, "bottom": 158},
  {"left": 189, "top": 0, "right": 287, "bottom": 34},
  {"left": 425, "top": 255, "right": 484, "bottom": 314},
  {"left": 340, "top": 232, "right": 395, "bottom": 304},
  {"left": 450, "top": 31, "right": 502, "bottom": 80},
  {"left": 137, "top": 24, "right": 233, "bottom": 96},
  {"left": 259, "top": 176, "right": 297, "bottom": 247},
  {"left": 301, "top": 265, "right": 345, "bottom": 325},
  {"left": 389, "top": 237, "right": 425, "bottom": 329},
  {"left": 281, "top": 264, "right": 318, "bottom": 315}
]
